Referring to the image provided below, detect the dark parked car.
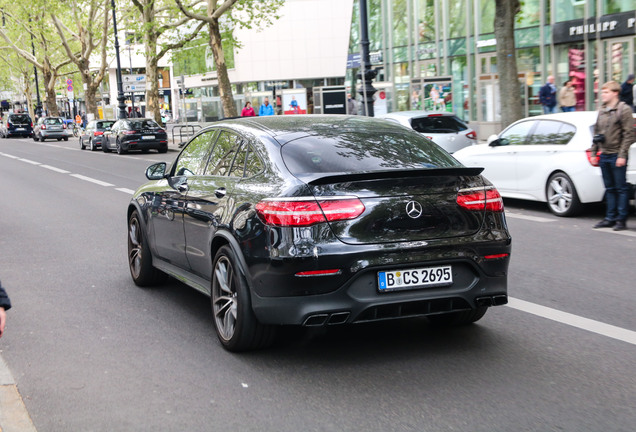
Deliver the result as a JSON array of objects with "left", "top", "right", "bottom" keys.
[
  {"left": 80, "top": 119, "right": 116, "bottom": 151},
  {"left": 127, "top": 115, "right": 511, "bottom": 351},
  {"left": 102, "top": 118, "right": 168, "bottom": 154},
  {"left": 2, "top": 113, "right": 34, "bottom": 138},
  {"left": 33, "top": 116, "right": 69, "bottom": 142}
]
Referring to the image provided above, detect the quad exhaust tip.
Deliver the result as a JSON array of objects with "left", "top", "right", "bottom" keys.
[
  {"left": 303, "top": 312, "right": 351, "bottom": 327},
  {"left": 475, "top": 295, "right": 508, "bottom": 307}
]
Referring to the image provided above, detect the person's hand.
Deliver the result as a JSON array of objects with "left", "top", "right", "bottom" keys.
[
  {"left": 0, "top": 307, "right": 6, "bottom": 338},
  {"left": 616, "top": 157, "right": 627, "bottom": 167}
]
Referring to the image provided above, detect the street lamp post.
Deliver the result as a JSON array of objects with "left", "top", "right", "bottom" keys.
[
  {"left": 110, "top": 0, "right": 128, "bottom": 119},
  {"left": 357, "top": 0, "right": 377, "bottom": 117},
  {"left": 127, "top": 45, "right": 135, "bottom": 113}
]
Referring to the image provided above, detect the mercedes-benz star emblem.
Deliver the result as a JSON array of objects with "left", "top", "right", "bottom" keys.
[{"left": 406, "top": 201, "right": 423, "bottom": 219}]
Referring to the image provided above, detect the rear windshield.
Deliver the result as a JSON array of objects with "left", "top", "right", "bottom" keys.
[
  {"left": 44, "top": 118, "right": 63, "bottom": 125},
  {"left": 97, "top": 121, "right": 115, "bottom": 129},
  {"left": 281, "top": 130, "right": 461, "bottom": 175},
  {"left": 127, "top": 120, "right": 160, "bottom": 129},
  {"left": 411, "top": 116, "right": 467, "bottom": 133},
  {"left": 9, "top": 114, "right": 31, "bottom": 123}
]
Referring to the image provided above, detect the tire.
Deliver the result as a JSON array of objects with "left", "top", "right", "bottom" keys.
[
  {"left": 158, "top": 146, "right": 168, "bottom": 154},
  {"left": 33, "top": 135, "right": 39, "bottom": 142},
  {"left": 80, "top": 137, "right": 86, "bottom": 150},
  {"left": 89, "top": 138, "right": 96, "bottom": 151},
  {"left": 546, "top": 172, "right": 581, "bottom": 217},
  {"left": 211, "top": 245, "right": 275, "bottom": 352},
  {"left": 102, "top": 141, "right": 111, "bottom": 153},
  {"left": 63, "top": 137, "right": 68, "bottom": 141},
  {"left": 127, "top": 210, "right": 166, "bottom": 287},
  {"left": 428, "top": 306, "right": 488, "bottom": 326},
  {"left": 57, "top": 138, "right": 62, "bottom": 141},
  {"left": 116, "top": 139, "right": 126, "bottom": 154}
]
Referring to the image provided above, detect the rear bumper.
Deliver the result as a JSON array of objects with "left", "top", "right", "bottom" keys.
[
  {"left": 41, "top": 131, "right": 68, "bottom": 139},
  {"left": 121, "top": 139, "right": 168, "bottom": 151}
]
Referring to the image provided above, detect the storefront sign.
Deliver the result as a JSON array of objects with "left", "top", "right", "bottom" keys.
[
  {"left": 347, "top": 51, "right": 383, "bottom": 69},
  {"left": 553, "top": 12, "right": 636, "bottom": 44}
]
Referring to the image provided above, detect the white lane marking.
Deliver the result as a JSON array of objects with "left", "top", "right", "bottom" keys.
[
  {"left": 40, "top": 164, "right": 70, "bottom": 174},
  {"left": 0, "top": 152, "right": 20, "bottom": 159},
  {"left": 507, "top": 297, "right": 636, "bottom": 346},
  {"left": 70, "top": 174, "right": 115, "bottom": 187},
  {"left": 505, "top": 212, "right": 555, "bottom": 223},
  {"left": 592, "top": 227, "right": 636, "bottom": 238},
  {"left": 18, "top": 158, "right": 41, "bottom": 165},
  {"left": 116, "top": 188, "right": 135, "bottom": 195}
]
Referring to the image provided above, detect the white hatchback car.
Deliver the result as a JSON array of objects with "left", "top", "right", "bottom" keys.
[
  {"left": 453, "top": 112, "right": 636, "bottom": 217},
  {"left": 378, "top": 111, "right": 477, "bottom": 153}
]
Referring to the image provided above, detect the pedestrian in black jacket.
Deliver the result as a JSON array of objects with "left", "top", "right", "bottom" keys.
[
  {"left": 0, "top": 280, "right": 11, "bottom": 338},
  {"left": 620, "top": 74, "right": 634, "bottom": 111}
]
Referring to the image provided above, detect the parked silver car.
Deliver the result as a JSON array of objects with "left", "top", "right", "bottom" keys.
[
  {"left": 33, "top": 117, "right": 69, "bottom": 142},
  {"left": 378, "top": 111, "right": 477, "bottom": 153}
]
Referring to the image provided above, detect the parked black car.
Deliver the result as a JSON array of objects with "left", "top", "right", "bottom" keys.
[
  {"left": 127, "top": 115, "right": 511, "bottom": 351},
  {"left": 2, "top": 113, "right": 34, "bottom": 138},
  {"left": 80, "top": 119, "right": 116, "bottom": 151},
  {"left": 102, "top": 118, "right": 168, "bottom": 154},
  {"left": 33, "top": 116, "right": 69, "bottom": 142}
]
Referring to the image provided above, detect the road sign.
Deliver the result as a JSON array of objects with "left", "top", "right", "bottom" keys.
[
  {"left": 123, "top": 74, "right": 146, "bottom": 84},
  {"left": 66, "top": 79, "right": 73, "bottom": 86},
  {"left": 124, "top": 84, "right": 146, "bottom": 92},
  {"left": 67, "top": 85, "right": 73, "bottom": 92}
]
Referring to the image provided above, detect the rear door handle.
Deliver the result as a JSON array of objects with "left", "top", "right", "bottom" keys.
[
  {"left": 215, "top": 188, "right": 226, "bottom": 198},
  {"left": 177, "top": 183, "right": 189, "bottom": 193}
]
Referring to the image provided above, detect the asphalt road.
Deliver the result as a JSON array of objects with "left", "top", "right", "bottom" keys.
[{"left": 0, "top": 136, "right": 635, "bottom": 431}]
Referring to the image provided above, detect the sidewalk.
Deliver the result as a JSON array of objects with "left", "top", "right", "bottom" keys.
[{"left": 0, "top": 356, "right": 36, "bottom": 432}]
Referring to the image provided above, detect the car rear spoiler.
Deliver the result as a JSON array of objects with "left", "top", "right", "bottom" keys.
[{"left": 297, "top": 167, "right": 484, "bottom": 186}]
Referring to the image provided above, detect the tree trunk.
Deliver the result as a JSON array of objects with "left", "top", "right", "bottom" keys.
[
  {"left": 494, "top": 0, "right": 523, "bottom": 128},
  {"left": 42, "top": 68, "right": 60, "bottom": 117},
  {"left": 209, "top": 20, "right": 237, "bottom": 118},
  {"left": 146, "top": 57, "right": 161, "bottom": 124},
  {"left": 23, "top": 73, "right": 35, "bottom": 120}
]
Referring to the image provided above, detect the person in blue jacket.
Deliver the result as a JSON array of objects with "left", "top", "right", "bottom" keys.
[
  {"left": 539, "top": 75, "right": 557, "bottom": 114},
  {"left": 0, "top": 280, "right": 11, "bottom": 338},
  {"left": 259, "top": 98, "right": 274, "bottom": 116}
]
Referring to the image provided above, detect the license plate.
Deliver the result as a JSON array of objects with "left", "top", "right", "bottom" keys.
[
  {"left": 378, "top": 265, "right": 452, "bottom": 292},
  {"left": 16, "top": 128, "right": 25, "bottom": 131},
  {"left": 142, "top": 135, "right": 155, "bottom": 140}
]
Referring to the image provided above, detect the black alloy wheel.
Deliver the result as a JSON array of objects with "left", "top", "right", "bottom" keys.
[
  {"left": 127, "top": 210, "right": 166, "bottom": 287},
  {"left": 89, "top": 138, "right": 96, "bottom": 151},
  {"left": 116, "top": 139, "right": 126, "bottom": 154},
  {"left": 80, "top": 137, "right": 86, "bottom": 150},
  {"left": 211, "top": 245, "right": 275, "bottom": 352}
]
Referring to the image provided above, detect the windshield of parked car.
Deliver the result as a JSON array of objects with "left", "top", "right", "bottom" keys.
[
  {"left": 411, "top": 116, "right": 467, "bottom": 133},
  {"left": 281, "top": 130, "right": 461, "bottom": 174},
  {"left": 127, "top": 120, "right": 160, "bottom": 130},
  {"left": 44, "top": 118, "right": 63, "bottom": 125},
  {"left": 9, "top": 114, "right": 31, "bottom": 124}
]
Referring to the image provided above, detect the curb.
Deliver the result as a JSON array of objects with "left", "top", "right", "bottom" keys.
[{"left": 0, "top": 356, "right": 36, "bottom": 432}]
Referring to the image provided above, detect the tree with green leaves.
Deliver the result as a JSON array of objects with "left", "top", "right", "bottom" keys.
[
  {"left": 0, "top": 50, "right": 37, "bottom": 119},
  {"left": 0, "top": 2, "right": 74, "bottom": 116},
  {"left": 126, "top": 0, "right": 206, "bottom": 124},
  {"left": 494, "top": 0, "right": 523, "bottom": 128},
  {"left": 50, "top": 0, "right": 111, "bottom": 118},
  {"left": 174, "top": 0, "right": 284, "bottom": 117}
]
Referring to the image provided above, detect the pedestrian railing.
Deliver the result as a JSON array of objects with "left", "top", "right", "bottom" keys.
[{"left": 173, "top": 124, "right": 202, "bottom": 148}]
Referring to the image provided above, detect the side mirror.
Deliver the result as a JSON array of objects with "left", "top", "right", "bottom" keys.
[
  {"left": 486, "top": 134, "right": 499, "bottom": 146},
  {"left": 146, "top": 162, "right": 167, "bottom": 180}
]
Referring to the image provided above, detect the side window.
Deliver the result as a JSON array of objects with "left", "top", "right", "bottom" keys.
[
  {"left": 529, "top": 120, "right": 573, "bottom": 145},
  {"left": 243, "top": 145, "right": 264, "bottom": 177},
  {"left": 228, "top": 142, "right": 248, "bottom": 178},
  {"left": 204, "top": 131, "right": 243, "bottom": 176},
  {"left": 499, "top": 121, "right": 537, "bottom": 146},
  {"left": 174, "top": 130, "right": 217, "bottom": 177}
]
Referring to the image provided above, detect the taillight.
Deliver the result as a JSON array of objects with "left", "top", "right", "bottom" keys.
[
  {"left": 255, "top": 197, "right": 365, "bottom": 227},
  {"left": 466, "top": 131, "right": 477, "bottom": 139},
  {"left": 585, "top": 149, "right": 600, "bottom": 167},
  {"left": 94, "top": 131, "right": 104, "bottom": 136},
  {"left": 62, "top": 123, "right": 67, "bottom": 129},
  {"left": 123, "top": 130, "right": 136, "bottom": 135},
  {"left": 457, "top": 186, "right": 504, "bottom": 212},
  {"left": 31, "top": 122, "right": 33, "bottom": 127},
  {"left": 41, "top": 124, "right": 46, "bottom": 129}
]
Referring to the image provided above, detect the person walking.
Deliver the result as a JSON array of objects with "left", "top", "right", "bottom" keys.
[
  {"left": 558, "top": 80, "right": 576, "bottom": 112},
  {"left": 620, "top": 74, "right": 634, "bottom": 111},
  {"left": 259, "top": 98, "right": 274, "bottom": 116},
  {"left": 539, "top": 75, "right": 557, "bottom": 114},
  {"left": 347, "top": 94, "right": 358, "bottom": 115},
  {"left": 590, "top": 81, "right": 634, "bottom": 231},
  {"left": 241, "top": 101, "right": 255, "bottom": 117},
  {"left": 0, "top": 280, "right": 11, "bottom": 338}
]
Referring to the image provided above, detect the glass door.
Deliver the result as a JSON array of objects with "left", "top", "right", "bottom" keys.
[
  {"left": 606, "top": 38, "right": 635, "bottom": 84},
  {"left": 476, "top": 53, "right": 500, "bottom": 122}
]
